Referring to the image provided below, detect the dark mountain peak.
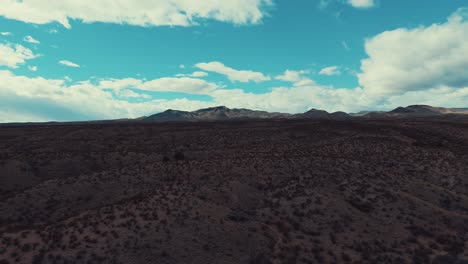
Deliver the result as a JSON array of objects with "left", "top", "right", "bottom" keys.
[
  {"left": 391, "top": 105, "right": 441, "bottom": 115},
  {"left": 305, "top": 108, "right": 328, "bottom": 114},
  {"left": 163, "top": 109, "right": 188, "bottom": 114},
  {"left": 145, "top": 106, "right": 292, "bottom": 122},
  {"left": 367, "top": 105, "right": 468, "bottom": 118},
  {"left": 302, "top": 108, "right": 330, "bottom": 118},
  {"left": 195, "top": 106, "right": 230, "bottom": 113},
  {"left": 390, "top": 107, "right": 415, "bottom": 113},
  {"left": 330, "top": 111, "right": 350, "bottom": 119},
  {"left": 407, "top": 104, "right": 433, "bottom": 108},
  {"left": 146, "top": 108, "right": 194, "bottom": 121}
]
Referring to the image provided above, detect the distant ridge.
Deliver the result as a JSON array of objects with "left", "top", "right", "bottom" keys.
[
  {"left": 2, "top": 105, "right": 468, "bottom": 126},
  {"left": 146, "top": 106, "right": 351, "bottom": 122},
  {"left": 144, "top": 105, "right": 468, "bottom": 122},
  {"left": 145, "top": 106, "right": 293, "bottom": 122},
  {"left": 364, "top": 105, "right": 468, "bottom": 118}
]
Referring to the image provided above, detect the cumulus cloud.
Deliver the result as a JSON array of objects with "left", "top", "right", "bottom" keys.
[
  {"left": 319, "top": 66, "right": 341, "bottom": 76},
  {"left": 209, "top": 85, "right": 369, "bottom": 113},
  {"left": 347, "top": 0, "right": 375, "bottom": 9},
  {"left": 196, "top": 61, "right": 270, "bottom": 83},
  {"left": 0, "top": 70, "right": 130, "bottom": 121},
  {"left": 28, "top": 66, "right": 38, "bottom": 72},
  {"left": 276, "top": 70, "right": 308, "bottom": 82},
  {"left": 2, "top": 68, "right": 468, "bottom": 123},
  {"left": 0, "top": 70, "right": 220, "bottom": 122},
  {"left": 140, "top": 77, "right": 217, "bottom": 94},
  {"left": 2, "top": 9, "right": 468, "bottom": 122},
  {"left": 23, "top": 35, "right": 40, "bottom": 44},
  {"left": 0, "top": 43, "right": 38, "bottom": 68},
  {"left": 0, "top": 0, "right": 272, "bottom": 29},
  {"left": 175, "top": 71, "right": 208, "bottom": 78},
  {"left": 98, "top": 78, "right": 142, "bottom": 91},
  {"left": 117, "top": 89, "right": 151, "bottom": 99},
  {"left": 0, "top": 111, "right": 49, "bottom": 123},
  {"left": 342, "top": 41, "right": 350, "bottom": 51},
  {"left": 59, "top": 60, "right": 80, "bottom": 68},
  {"left": 0, "top": 69, "right": 366, "bottom": 122},
  {"left": 275, "top": 70, "right": 315, "bottom": 87},
  {"left": 98, "top": 76, "right": 217, "bottom": 95},
  {"left": 358, "top": 8, "right": 468, "bottom": 96},
  {"left": 1, "top": 32, "right": 12, "bottom": 36}
]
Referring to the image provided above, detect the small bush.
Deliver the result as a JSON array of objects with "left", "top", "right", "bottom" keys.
[{"left": 174, "top": 152, "right": 185, "bottom": 161}]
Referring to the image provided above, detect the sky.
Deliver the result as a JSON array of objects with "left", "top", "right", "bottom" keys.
[{"left": 0, "top": 0, "right": 467, "bottom": 122}]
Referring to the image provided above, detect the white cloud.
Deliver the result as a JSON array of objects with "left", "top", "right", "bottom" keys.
[
  {"left": 196, "top": 61, "right": 270, "bottom": 83},
  {"left": 347, "top": 0, "right": 375, "bottom": 9},
  {"left": 382, "top": 86, "right": 468, "bottom": 111},
  {"left": 275, "top": 70, "right": 315, "bottom": 87},
  {"left": 318, "top": 0, "right": 332, "bottom": 10},
  {"left": 0, "top": 70, "right": 219, "bottom": 122},
  {"left": 342, "top": 41, "right": 350, "bottom": 51},
  {"left": 0, "top": 0, "right": 272, "bottom": 29},
  {"left": 179, "top": 64, "right": 186, "bottom": 69},
  {"left": 2, "top": 9, "right": 468, "bottom": 122},
  {"left": 319, "top": 66, "right": 341, "bottom": 76},
  {"left": 0, "top": 69, "right": 360, "bottom": 122},
  {"left": 23, "top": 35, "right": 40, "bottom": 44},
  {"left": 1, "top": 32, "right": 12, "bottom": 36},
  {"left": 0, "top": 70, "right": 128, "bottom": 121},
  {"left": 276, "top": 70, "right": 308, "bottom": 82},
  {"left": 208, "top": 85, "right": 361, "bottom": 113},
  {"left": 0, "top": 110, "right": 49, "bottom": 123},
  {"left": 98, "top": 78, "right": 142, "bottom": 91},
  {"left": 98, "top": 76, "right": 217, "bottom": 95},
  {"left": 359, "top": 8, "right": 468, "bottom": 96},
  {"left": 117, "top": 89, "right": 151, "bottom": 99},
  {"left": 176, "top": 71, "right": 208, "bottom": 78},
  {"left": 59, "top": 60, "right": 80, "bottom": 68},
  {"left": 28, "top": 66, "right": 38, "bottom": 72},
  {"left": 140, "top": 77, "right": 217, "bottom": 94},
  {"left": 2, "top": 67, "right": 468, "bottom": 123},
  {"left": 0, "top": 43, "right": 38, "bottom": 68}
]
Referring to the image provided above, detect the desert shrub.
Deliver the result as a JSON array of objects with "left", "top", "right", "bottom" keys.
[
  {"left": 329, "top": 233, "right": 337, "bottom": 244},
  {"left": 21, "top": 243, "right": 32, "bottom": 252},
  {"left": 249, "top": 253, "right": 271, "bottom": 264},
  {"left": 446, "top": 237, "right": 464, "bottom": 255},
  {"left": 2, "top": 237, "right": 11, "bottom": 245},
  {"left": 174, "top": 152, "right": 185, "bottom": 161},
  {"left": 432, "top": 255, "right": 457, "bottom": 264},
  {"left": 406, "top": 225, "right": 431, "bottom": 237},
  {"left": 111, "top": 231, "right": 119, "bottom": 239},
  {"left": 276, "top": 222, "right": 290, "bottom": 236},
  {"left": 341, "top": 252, "right": 351, "bottom": 262},
  {"left": 413, "top": 248, "right": 432, "bottom": 264},
  {"left": 291, "top": 220, "right": 300, "bottom": 231},
  {"left": 202, "top": 244, "right": 210, "bottom": 251}
]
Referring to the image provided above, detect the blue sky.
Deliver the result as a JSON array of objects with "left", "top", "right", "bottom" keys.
[{"left": 0, "top": 0, "right": 467, "bottom": 122}]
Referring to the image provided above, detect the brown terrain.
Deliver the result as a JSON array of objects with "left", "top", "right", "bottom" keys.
[{"left": 0, "top": 115, "right": 468, "bottom": 264}]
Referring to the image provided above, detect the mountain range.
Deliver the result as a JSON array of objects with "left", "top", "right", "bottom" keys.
[{"left": 144, "top": 105, "right": 468, "bottom": 122}]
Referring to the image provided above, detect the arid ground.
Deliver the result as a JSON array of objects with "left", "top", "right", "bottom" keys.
[{"left": 0, "top": 118, "right": 467, "bottom": 264}]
